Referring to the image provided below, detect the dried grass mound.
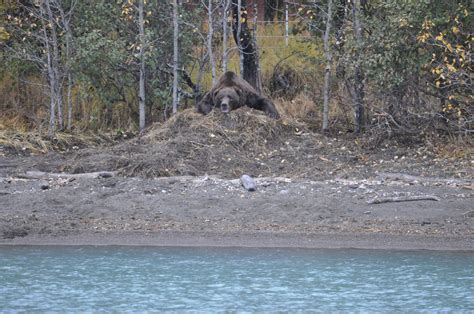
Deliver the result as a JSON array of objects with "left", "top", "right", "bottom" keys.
[
  {"left": 0, "top": 131, "right": 109, "bottom": 157},
  {"left": 63, "top": 108, "right": 320, "bottom": 178},
  {"left": 109, "top": 108, "right": 312, "bottom": 178}
]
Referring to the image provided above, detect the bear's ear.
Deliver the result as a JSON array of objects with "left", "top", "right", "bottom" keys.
[
  {"left": 212, "top": 89, "right": 220, "bottom": 99},
  {"left": 196, "top": 92, "right": 214, "bottom": 115},
  {"left": 235, "top": 88, "right": 242, "bottom": 98}
]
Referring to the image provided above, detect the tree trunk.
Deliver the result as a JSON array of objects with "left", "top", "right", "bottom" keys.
[
  {"left": 40, "top": 2, "right": 56, "bottom": 134},
  {"left": 236, "top": 0, "right": 244, "bottom": 76},
  {"left": 352, "top": 0, "right": 365, "bottom": 134},
  {"left": 232, "top": 0, "right": 260, "bottom": 89},
  {"left": 322, "top": 0, "right": 333, "bottom": 132},
  {"left": 66, "top": 73, "right": 73, "bottom": 130},
  {"left": 334, "top": 0, "right": 348, "bottom": 79},
  {"left": 222, "top": 0, "right": 230, "bottom": 73},
  {"left": 207, "top": 0, "right": 216, "bottom": 84},
  {"left": 138, "top": 0, "right": 146, "bottom": 132},
  {"left": 55, "top": 0, "right": 75, "bottom": 130},
  {"left": 172, "top": 0, "right": 179, "bottom": 115},
  {"left": 45, "top": 0, "right": 63, "bottom": 130},
  {"left": 252, "top": 3, "right": 262, "bottom": 93}
]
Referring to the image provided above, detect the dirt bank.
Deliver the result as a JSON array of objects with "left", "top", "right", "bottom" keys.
[
  {"left": 0, "top": 174, "right": 472, "bottom": 250},
  {"left": 0, "top": 109, "right": 473, "bottom": 250}
]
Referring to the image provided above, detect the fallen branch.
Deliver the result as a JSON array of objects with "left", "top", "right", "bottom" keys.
[
  {"left": 149, "top": 175, "right": 297, "bottom": 188},
  {"left": 18, "top": 171, "right": 116, "bottom": 180},
  {"left": 377, "top": 172, "right": 469, "bottom": 185},
  {"left": 368, "top": 195, "right": 441, "bottom": 205}
]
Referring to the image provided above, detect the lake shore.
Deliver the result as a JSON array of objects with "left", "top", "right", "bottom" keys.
[
  {"left": 1, "top": 172, "right": 472, "bottom": 251},
  {"left": 2, "top": 231, "right": 474, "bottom": 251}
]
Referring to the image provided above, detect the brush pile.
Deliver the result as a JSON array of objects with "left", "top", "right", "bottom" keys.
[{"left": 65, "top": 108, "right": 323, "bottom": 178}]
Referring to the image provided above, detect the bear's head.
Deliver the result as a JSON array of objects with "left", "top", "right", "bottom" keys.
[{"left": 213, "top": 87, "right": 241, "bottom": 113}]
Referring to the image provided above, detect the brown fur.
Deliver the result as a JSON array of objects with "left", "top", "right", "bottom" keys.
[{"left": 196, "top": 72, "right": 280, "bottom": 119}]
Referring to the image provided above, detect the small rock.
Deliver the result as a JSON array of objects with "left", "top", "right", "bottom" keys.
[
  {"left": 240, "top": 175, "right": 256, "bottom": 191},
  {"left": 279, "top": 189, "right": 289, "bottom": 194},
  {"left": 39, "top": 181, "right": 50, "bottom": 190}
]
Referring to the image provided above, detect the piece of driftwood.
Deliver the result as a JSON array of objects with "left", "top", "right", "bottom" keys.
[
  {"left": 462, "top": 210, "right": 474, "bottom": 218},
  {"left": 240, "top": 175, "right": 256, "bottom": 191},
  {"left": 368, "top": 195, "right": 440, "bottom": 205},
  {"left": 18, "top": 171, "right": 116, "bottom": 180},
  {"left": 150, "top": 175, "right": 294, "bottom": 188},
  {"left": 377, "top": 172, "right": 468, "bottom": 185}
]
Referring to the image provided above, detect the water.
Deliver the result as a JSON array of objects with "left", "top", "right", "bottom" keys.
[{"left": 0, "top": 246, "right": 473, "bottom": 312}]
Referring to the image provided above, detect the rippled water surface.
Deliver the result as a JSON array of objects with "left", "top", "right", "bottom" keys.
[{"left": 0, "top": 246, "right": 473, "bottom": 311}]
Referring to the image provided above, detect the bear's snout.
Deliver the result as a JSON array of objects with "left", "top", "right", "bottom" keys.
[{"left": 220, "top": 97, "right": 230, "bottom": 113}]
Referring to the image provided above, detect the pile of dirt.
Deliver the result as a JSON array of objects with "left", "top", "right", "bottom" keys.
[
  {"left": 37, "top": 108, "right": 470, "bottom": 181},
  {"left": 64, "top": 109, "right": 328, "bottom": 178}
]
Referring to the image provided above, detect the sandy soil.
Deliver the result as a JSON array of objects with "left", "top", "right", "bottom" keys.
[
  {"left": 0, "top": 110, "right": 473, "bottom": 250},
  {"left": 0, "top": 173, "right": 472, "bottom": 250}
]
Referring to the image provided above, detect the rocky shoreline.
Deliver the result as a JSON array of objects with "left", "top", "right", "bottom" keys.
[{"left": 1, "top": 173, "right": 472, "bottom": 250}]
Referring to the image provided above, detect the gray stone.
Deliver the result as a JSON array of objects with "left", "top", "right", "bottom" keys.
[{"left": 240, "top": 175, "right": 256, "bottom": 191}]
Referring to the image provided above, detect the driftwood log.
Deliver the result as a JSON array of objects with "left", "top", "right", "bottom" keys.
[
  {"left": 368, "top": 195, "right": 440, "bottom": 205},
  {"left": 377, "top": 172, "right": 469, "bottom": 185},
  {"left": 18, "top": 171, "right": 116, "bottom": 180}
]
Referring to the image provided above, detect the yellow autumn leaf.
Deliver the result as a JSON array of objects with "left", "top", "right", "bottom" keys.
[
  {"left": 452, "top": 26, "right": 459, "bottom": 34},
  {"left": 0, "top": 27, "right": 10, "bottom": 41},
  {"left": 446, "top": 64, "right": 456, "bottom": 72}
]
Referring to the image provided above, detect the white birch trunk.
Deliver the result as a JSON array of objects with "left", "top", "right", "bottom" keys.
[
  {"left": 252, "top": 3, "right": 262, "bottom": 93},
  {"left": 285, "top": 3, "right": 289, "bottom": 47},
  {"left": 66, "top": 72, "right": 72, "bottom": 130},
  {"left": 222, "top": 0, "right": 230, "bottom": 73},
  {"left": 352, "top": 0, "right": 365, "bottom": 133},
  {"left": 138, "top": 0, "right": 146, "bottom": 132},
  {"left": 172, "top": 0, "right": 179, "bottom": 115},
  {"left": 57, "top": 0, "right": 74, "bottom": 130},
  {"left": 322, "top": 0, "right": 333, "bottom": 132},
  {"left": 207, "top": 0, "right": 216, "bottom": 84},
  {"left": 40, "top": 2, "right": 56, "bottom": 133},
  {"left": 45, "top": 0, "right": 63, "bottom": 130},
  {"left": 237, "top": 0, "right": 244, "bottom": 76}
]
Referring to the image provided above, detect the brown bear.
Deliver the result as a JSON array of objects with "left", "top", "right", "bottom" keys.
[{"left": 196, "top": 71, "right": 280, "bottom": 119}]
